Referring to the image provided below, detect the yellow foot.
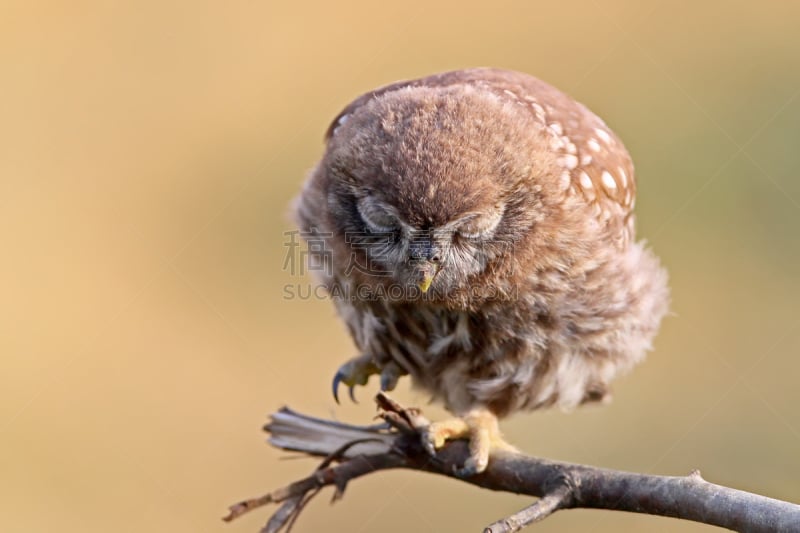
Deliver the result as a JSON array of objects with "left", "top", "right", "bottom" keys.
[
  {"left": 422, "top": 409, "right": 516, "bottom": 477},
  {"left": 332, "top": 355, "right": 405, "bottom": 403}
]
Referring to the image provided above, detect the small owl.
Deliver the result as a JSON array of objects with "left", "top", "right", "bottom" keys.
[{"left": 294, "top": 68, "right": 669, "bottom": 475}]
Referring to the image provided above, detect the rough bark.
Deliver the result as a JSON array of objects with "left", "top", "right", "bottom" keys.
[{"left": 224, "top": 393, "right": 800, "bottom": 533}]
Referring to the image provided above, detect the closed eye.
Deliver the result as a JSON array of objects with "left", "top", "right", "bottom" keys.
[
  {"left": 457, "top": 204, "right": 505, "bottom": 239},
  {"left": 357, "top": 197, "right": 399, "bottom": 233},
  {"left": 458, "top": 220, "right": 489, "bottom": 239}
]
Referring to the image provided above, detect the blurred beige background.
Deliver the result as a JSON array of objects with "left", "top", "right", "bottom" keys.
[{"left": 2, "top": 1, "right": 799, "bottom": 532}]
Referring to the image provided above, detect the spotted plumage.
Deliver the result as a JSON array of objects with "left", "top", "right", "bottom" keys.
[{"left": 294, "top": 68, "right": 669, "bottom": 473}]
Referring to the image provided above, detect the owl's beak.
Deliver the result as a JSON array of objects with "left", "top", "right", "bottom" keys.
[{"left": 415, "top": 261, "right": 440, "bottom": 293}]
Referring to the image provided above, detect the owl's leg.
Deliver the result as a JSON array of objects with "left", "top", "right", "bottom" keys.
[
  {"left": 422, "top": 409, "right": 516, "bottom": 477},
  {"left": 332, "top": 356, "right": 407, "bottom": 403}
]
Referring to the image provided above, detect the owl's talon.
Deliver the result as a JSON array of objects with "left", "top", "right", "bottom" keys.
[
  {"left": 379, "top": 361, "right": 406, "bottom": 392},
  {"left": 420, "top": 409, "right": 513, "bottom": 476},
  {"left": 332, "top": 371, "right": 344, "bottom": 404},
  {"left": 331, "top": 371, "right": 360, "bottom": 404},
  {"left": 421, "top": 430, "right": 438, "bottom": 457},
  {"left": 331, "top": 355, "right": 380, "bottom": 404}
]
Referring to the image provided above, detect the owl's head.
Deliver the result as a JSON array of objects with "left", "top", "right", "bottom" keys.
[{"left": 317, "top": 84, "right": 558, "bottom": 304}]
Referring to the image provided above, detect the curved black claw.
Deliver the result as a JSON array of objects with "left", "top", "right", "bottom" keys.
[
  {"left": 332, "top": 371, "right": 343, "bottom": 404},
  {"left": 379, "top": 373, "right": 393, "bottom": 392},
  {"left": 379, "top": 362, "right": 405, "bottom": 392},
  {"left": 331, "top": 371, "right": 357, "bottom": 404}
]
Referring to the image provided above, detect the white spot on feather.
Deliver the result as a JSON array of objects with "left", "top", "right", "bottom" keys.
[
  {"left": 594, "top": 128, "right": 612, "bottom": 143},
  {"left": 559, "top": 171, "right": 571, "bottom": 191},
  {"left": 559, "top": 154, "right": 578, "bottom": 170},
  {"left": 602, "top": 170, "right": 617, "bottom": 190},
  {"left": 587, "top": 138, "right": 601, "bottom": 152},
  {"left": 530, "top": 102, "right": 545, "bottom": 121},
  {"left": 503, "top": 89, "right": 518, "bottom": 100},
  {"left": 618, "top": 166, "right": 628, "bottom": 188},
  {"left": 579, "top": 171, "right": 593, "bottom": 189},
  {"left": 549, "top": 136, "right": 565, "bottom": 150}
]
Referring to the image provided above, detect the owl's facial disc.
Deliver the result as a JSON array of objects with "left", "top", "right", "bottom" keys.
[{"left": 351, "top": 192, "right": 506, "bottom": 297}]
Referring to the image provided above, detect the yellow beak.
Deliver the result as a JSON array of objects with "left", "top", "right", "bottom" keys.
[
  {"left": 418, "top": 273, "right": 434, "bottom": 293},
  {"left": 416, "top": 262, "right": 439, "bottom": 293}
]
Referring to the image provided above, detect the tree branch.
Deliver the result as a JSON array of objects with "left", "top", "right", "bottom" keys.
[{"left": 224, "top": 393, "right": 800, "bottom": 532}]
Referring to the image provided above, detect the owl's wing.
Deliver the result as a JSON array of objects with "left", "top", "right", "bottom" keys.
[{"left": 479, "top": 69, "right": 637, "bottom": 247}]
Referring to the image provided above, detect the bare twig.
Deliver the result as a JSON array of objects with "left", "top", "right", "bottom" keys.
[
  {"left": 483, "top": 484, "right": 573, "bottom": 533},
  {"left": 225, "top": 393, "right": 800, "bottom": 532}
]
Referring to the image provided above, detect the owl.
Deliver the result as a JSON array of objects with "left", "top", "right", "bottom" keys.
[{"left": 294, "top": 68, "right": 669, "bottom": 476}]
